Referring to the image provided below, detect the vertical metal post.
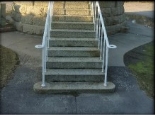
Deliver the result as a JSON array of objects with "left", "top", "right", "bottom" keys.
[
  {"left": 102, "top": 38, "right": 106, "bottom": 72},
  {"left": 104, "top": 46, "right": 109, "bottom": 86},
  {"left": 47, "top": 14, "right": 50, "bottom": 48},
  {"left": 98, "top": 19, "right": 101, "bottom": 49},
  {"left": 41, "top": 47, "right": 45, "bottom": 87},
  {"left": 96, "top": 18, "right": 98, "bottom": 40},
  {"left": 45, "top": 36, "right": 47, "bottom": 72},
  {"left": 100, "top": 31, "right": 103, "bottom": 60},
  {"left": 47, "top": 32, "right": 49, "bottom": 49}
]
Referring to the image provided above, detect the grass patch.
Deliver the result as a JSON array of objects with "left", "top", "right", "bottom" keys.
[
  {"left": 0, "top": 45, "right": 19, "bottom": 89},
  {"left": 124, "top": 41, "right": 154, "bottom": 98}
]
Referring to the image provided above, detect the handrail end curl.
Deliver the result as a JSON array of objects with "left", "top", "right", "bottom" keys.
[
  {"left": 108, "top": 44, "right": 117, "bottom": 49},
  {"left": 35, "top": 44, "right": 43, "bottom": 49}
]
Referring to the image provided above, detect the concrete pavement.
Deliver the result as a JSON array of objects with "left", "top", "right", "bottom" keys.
[
  {"left": 0, "top": 7, "right": 154, "bottom": 114},
  {"left": 108, "top": 20, "right": 154, "bottom": 66}
]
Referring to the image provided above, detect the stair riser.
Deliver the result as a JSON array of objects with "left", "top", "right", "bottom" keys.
[
  {"left": 53, "top": 9, "right": 92, "bottom": 16},
  {"left": 49, "top": 40, "right": 98, "bottom": 47},
  {"left": 53, "top": 2, "right": 90, "bottom": 9},
  {"left": 52, "top": 16, "right": 93, "bottom": 22},
  {"left": 51, "top": 31, "right": 95, "bottom": 38},
  {"left": 51, "top": 23, "right": 94, "bottom": 30},
  {"left": 46, "top": 62, "right": 102, "bottom": 69},
  {"left": 45, "top": 75, "right": 103, "bottom": 82},
  {"left": 65, "top": 2, "right": 90, "bottom": 5},
  {"left": 65, "top": 5, "right": 90, "bottom": 9},
  {"left": 53, "top": 2, "right": 64, "bottom": 8},
  {"left": 33, "top": 82, "right": 115, "bottom": 94},
  {"left": 48, "top": 50, "right": 100, "bottom": 57}
]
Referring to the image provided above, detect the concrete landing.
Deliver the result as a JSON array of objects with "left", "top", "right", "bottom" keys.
[{"left": 33, "top": 82, "right": 115, "bottom": 94}]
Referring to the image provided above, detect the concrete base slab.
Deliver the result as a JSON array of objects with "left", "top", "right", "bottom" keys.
[{"left": 33, "top": 81, "right": 115, "bottom": 94}]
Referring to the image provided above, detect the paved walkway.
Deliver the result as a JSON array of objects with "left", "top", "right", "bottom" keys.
[
  {"left": 0, "top": 2, "right": 154, "bottom": 114},
  {"left": 109, "top": 21, "right": 153, "bottom": 66}
]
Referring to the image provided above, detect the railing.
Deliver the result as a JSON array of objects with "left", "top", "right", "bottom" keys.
[
  {"left": 35, "top": 1, "right": 116, "bottom": 87},
  {"left": 92, "top": 1, "right": 117, "bottom": 86},
  {"left": 35, "top": 1, "right": 54, "bottom": 87}
]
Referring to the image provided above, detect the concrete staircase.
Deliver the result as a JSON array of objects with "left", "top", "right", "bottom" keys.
[{"left": 34, "top": 1, "right": 115, "bottom": 94}]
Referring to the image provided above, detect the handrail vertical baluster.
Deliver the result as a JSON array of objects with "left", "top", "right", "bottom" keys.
[
  {"left": 41, "top": 47, "right": 45, "bottom": 87},
  {"left": 104, "top": 45, "right": 109, "bottom": 86}
]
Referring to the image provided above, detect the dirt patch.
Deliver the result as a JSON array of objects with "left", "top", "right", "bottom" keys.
[
  {"left": 124, "top": 41, "right": 154, "bottom": 98},
  {"left": 0, "top": 45, "right": 19, "bottom": 89}
]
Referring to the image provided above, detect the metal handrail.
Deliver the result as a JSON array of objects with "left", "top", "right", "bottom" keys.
[
  {"left": 92, "top": 1, "right": 117, "bottom": 86},
  {"left": 35, "top": 2, "right": 54, "bottom": 87}
]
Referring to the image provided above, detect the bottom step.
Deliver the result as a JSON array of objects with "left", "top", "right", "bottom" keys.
[{"left": 33, "top": 82, "right": 115, "bottom": 94}]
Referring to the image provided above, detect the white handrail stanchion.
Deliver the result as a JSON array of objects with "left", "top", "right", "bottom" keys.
[{"left": 42, "top": 48, "right": 45, "bottom": 87}]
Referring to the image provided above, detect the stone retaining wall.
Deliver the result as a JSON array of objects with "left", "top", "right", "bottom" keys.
[
  {"left": 99, "top": 1, "right": 127, "bottom": 35},
  {"left": 12, "top": 1, "right": 48, "bottom": 35},
  {"left": 0, "top": 3, "right": 7, "bottom": 26},
  {"left": 11, "top": 1, "right": 126, "bottom": 35}
]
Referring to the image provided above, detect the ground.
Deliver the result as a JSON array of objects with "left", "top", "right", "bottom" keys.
[
  {"left": 0, "top": 45, "right": 19, "bottom": 89},
  {"left": 0, "top": 1, "right": 154, "bottom": 114},
  {"left": 1, "top": 0, "right": 154, "bottom": 97},
  {"left": 124, "top": 41, "right": 154, "bottom": 98}
]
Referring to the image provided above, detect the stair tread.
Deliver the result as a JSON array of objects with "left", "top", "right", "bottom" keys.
[
  {"left": 48, "top": 47, "right": 99, "bottom": 50},
  {"left": 53, "top": 15, "right": 93, "bottom": 17},
  {"left": 53, "top": 8, "right": 91, "bottom": 10},
  {"left": 50, "top": 38, "right": 96, "bottom": 41},
  {"left": 65, "top": 1, "right": 89, "bottom": 3},
  {"left": 52, "top": 21, "right": 93, "bottom": 24},
  {"left": 47, "top": 57, "right": 101, "bottom": 62},
  {"left": 51, "top": 29, "right": 95, "bottom": 32},
  {"left": 45, "top": 69, "right": 104, "bottom": 75}
]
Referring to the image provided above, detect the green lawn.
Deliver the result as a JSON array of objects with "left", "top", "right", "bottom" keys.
[{"left": 125, "top": 42, "right": 154, "bottom": 98}]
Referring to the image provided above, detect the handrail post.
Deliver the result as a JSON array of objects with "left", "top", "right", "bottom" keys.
[
  {"left": 41, "top": 47, "right": 46, "bottom": 87},
  {"left": 104, "top": 46, "right": 109, "bottom": 86}
]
